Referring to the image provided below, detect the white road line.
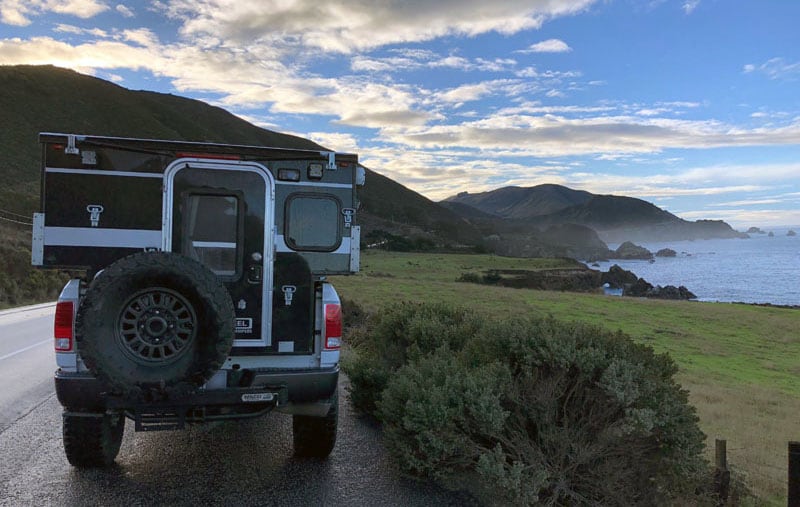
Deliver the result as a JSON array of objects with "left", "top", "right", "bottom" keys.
[
  {"left": 0, "top": 302, "right": 55, "bottom": 317},
  {"left": 0, "top": 339, "right": 51, "bottom": 361}
]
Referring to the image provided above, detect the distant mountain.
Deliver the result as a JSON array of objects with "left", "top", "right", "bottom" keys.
[
  {"left": 447, "top": 184, "right": 592, "bottom": 219},
  {"left": 446, "top": 185, "right": 746, "bottom": 243}
]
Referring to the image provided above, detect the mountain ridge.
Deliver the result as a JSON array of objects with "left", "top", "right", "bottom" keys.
[{"left": 445, "top": 184, "right": 746, "bottom": 243}]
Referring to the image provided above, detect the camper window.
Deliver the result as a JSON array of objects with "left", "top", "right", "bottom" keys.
[
  {"left": 184, "top": 194, "right": 239, "bottom": 276},
  {"left": 285, "top": 194, "right": 341, "bottom": 251}
]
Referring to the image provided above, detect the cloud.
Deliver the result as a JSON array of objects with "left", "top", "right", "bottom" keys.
[
  {"left": 432, "top": 81, "right": 501, "bottom": 105},
  {"left": 384, "top": 113, "right": 800, "bottom": 157},
  {"left": 682, "top": 1, "right": 700, "bottom": 14},
  {"left": 120, "top": 28, "right": 158, "bottom": 47},
  {"left": 1, "top": 0, "right": 109, "bottom": 26},
  {"left": 307, "top": 132, "right": 360, "bottom": 152},
  {"left": 743, "top": 57, "right": 800, "bottom": 80},
  {"left": 710, "top": 199, "right": 782, "bottom": 207},
  {"left": 116, "top": 4, "right": 134, "bottom": 17},
  {"left": 518, "top": 38, "right": 572, "bottom": 53},
  {"left": 54, "top": 23, "right": 108, "bottom": 37},
  {"left": 678, "top": 208, "right": 800, "bottom": 228},
  {"left": 158, "top": 0, "right": 597, "bottom": 53},
  {"left": 350, "top": 50, "right": 516, "bottom": 74}
]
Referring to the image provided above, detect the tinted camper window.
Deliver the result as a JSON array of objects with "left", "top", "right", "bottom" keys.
[
  {"left": 285, "top": 194, "right": 341, "bottom": 251},
  {"left": 184, "top": 194, "right": 239, "bottom": 276}
]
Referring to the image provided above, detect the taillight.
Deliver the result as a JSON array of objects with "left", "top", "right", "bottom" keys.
[
  {"left": 324, "top": 303, "right": 342, "bottom": 350},
  {"left": 54, "top": 301, "right": 74, "bottom": 352}
]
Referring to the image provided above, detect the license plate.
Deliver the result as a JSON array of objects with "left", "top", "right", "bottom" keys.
[{"left": 241, "top": 392, "right": 274, "bottom": 403}]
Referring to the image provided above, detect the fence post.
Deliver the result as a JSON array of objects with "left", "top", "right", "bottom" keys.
[
  {"left": 713, "top": 439, "right": 729, "bottom": 504},
  {"left": 789, "top": 442, "right": 800, "bottom": 506}
]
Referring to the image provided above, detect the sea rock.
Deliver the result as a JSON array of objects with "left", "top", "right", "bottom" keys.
[
  {"left": 747, "top": 227, "right": 765, "bottom": 234},
  {"left": 625, "top": 277, "right": 654, "bottom": 297},
  {"left": 789, "top": 230, "right": 797, "bottom": 237},
  {"left": 655, "top": 248, "right": 677, "bottom": 257},
  {"left": 768, "top": 231, "right": 774, "bottom": 237},
  {"left": 647, "top": 285, "right": 697, "bottom": 300},
  {"left": 613, "top": 241, "right": 654, "bottom": 260},
  {"left": 601, "top": 264, "right": 639, "bottom": 289}
]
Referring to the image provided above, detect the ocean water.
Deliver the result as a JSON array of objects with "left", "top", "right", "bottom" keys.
[{"left": 586, "top": 229, "right": 800, "bottom": 306}]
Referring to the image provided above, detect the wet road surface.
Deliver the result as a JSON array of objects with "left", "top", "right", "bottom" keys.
[{"left": 0, "top": 304, "right": 476, "bottom": 506}]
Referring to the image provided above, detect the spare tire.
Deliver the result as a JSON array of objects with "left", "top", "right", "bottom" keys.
[{"left": 75, "top": 252, "right": 235, "bottom": 397}]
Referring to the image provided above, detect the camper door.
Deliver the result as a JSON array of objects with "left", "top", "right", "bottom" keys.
[{"left": 164, "top": 160, "right": 274, "bottom": 348}]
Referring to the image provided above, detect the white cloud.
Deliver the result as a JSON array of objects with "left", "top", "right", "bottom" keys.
[
  {"left": 744, "top": 57, "right": 800, "bottom": 80},
  {"left": 158, "top": 0, "right": 597, "bottom": 53},
  {"left": 115, "top": 4, "right": 134, "bottom": 17},
  {"left": 710, "top": 199, "right": 782, "bottom": 207},
  {"left": 383, "top": 113, "right": 800, "bottom": 158},
  {"left": 678, "top": 208, "right": 800, "bottom": 228},
  {"left": 307, "top": 132, "right": 360, "bottom": 152},
  {"left": 518, "top": 38, "right": 572, "bottom": 53},
  {"left": 1, "top": 0, "right": 109, "bottom": 26},
  {"left": 351, "top": 50, "right": 516, "bottom": 74},
  {"left": 54, "top": 23, "right": 108, "bottom": 37},
  {"left": 682, "top": 1, "right": 700, "bottom": 14},
  {"left": 433, "top": 82, "right": 496, "bottom": 105},
  {"left": 120, "top": 28, "right": 158, "bottom": 47}
]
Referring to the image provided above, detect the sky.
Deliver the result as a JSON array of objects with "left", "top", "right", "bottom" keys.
[{"left": 1, "top": 0, "right": 799, "bottom": 229}]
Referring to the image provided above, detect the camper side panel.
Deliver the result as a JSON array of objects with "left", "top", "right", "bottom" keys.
[{"left": 39, "top": 142, "right": 164, "bottom": 269}]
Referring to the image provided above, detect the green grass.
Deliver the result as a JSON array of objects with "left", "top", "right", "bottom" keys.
[{"left": 333, "top": 250, "right": 800, "bottom": 504}]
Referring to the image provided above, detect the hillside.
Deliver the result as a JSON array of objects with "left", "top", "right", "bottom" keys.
[
  {"left": 446, "top": 185, "right": 746, "bottom": 242},
  {"left": 0, "top": 64, "right": 325, "bottom": 215}
]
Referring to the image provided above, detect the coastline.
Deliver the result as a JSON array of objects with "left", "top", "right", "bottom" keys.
[{"left": 588, "top": 231, "right": 799, "bottom": 307}]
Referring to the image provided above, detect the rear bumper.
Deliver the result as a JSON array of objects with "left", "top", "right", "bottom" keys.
[{"left": 54, "top": 366, "right": 339, "bottom": 412}]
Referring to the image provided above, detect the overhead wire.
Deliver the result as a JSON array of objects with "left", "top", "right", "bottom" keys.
[
  {"left": 0, "top": 215, "right": 32, "bottom": 226},
  {"left": 0, "top": 208, "right": 32, "bottom": 219}
]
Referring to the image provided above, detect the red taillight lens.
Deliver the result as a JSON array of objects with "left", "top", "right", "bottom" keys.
[
  {"left": 324, "top": 303, "right": 342, "bottom": 350},
  {"left": 54, "top": 301, "right": 74, "bottom": 351}
]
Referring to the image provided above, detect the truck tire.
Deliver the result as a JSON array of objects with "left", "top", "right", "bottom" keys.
[
  {"left": 75, "top": 252, "right": 235, "bottom": 397},
  {"left": 63, "top": 412, "right": 125, "bottom": 467},
  {"left": 293, "top": 391, "right": 338, "bottom": 458}
]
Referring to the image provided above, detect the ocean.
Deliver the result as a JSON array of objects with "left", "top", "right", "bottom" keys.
[{"left": 586, "top": 229, "right": 800, "bottom": 306}]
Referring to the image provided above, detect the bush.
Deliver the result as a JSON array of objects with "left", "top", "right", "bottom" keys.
[
  {"left": 346, "top": 303, "right": 709, "bottom": 505},
  {"left": 341, "top": 301, "right": 483, "bottom": 415}
]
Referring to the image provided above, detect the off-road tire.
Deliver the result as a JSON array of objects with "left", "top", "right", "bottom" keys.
[
  {"left": 293, "top": 391, "right": 338, "bottom": 458},
  {"left": 63, "top": 412, "right": 125, "bottom": 467},
  {"left": 75, "top": 252, "right": 235, "bottom": 397}
]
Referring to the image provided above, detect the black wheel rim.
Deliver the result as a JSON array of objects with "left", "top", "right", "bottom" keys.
[{"left": 117, "top": 287, "right": 197, "bottom": 365}]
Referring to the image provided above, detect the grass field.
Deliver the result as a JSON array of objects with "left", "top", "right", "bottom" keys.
[{"left": 331, "top": 250, "right": 800, "bottom": 504}]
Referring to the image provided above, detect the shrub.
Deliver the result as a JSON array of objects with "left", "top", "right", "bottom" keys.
[
  {"left": 341, "top": 301, "right": 483, "bottom": 415},
  {"left": 347, "top": 303, "right": 709, "bottom": 505},
  {"left": 456, "top": 272, "right": 482, "bottom": 284}
]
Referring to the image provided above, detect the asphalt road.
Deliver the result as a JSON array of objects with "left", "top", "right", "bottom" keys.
[{"left": 0, "top": 304, "right": 476, "bottom": 506}]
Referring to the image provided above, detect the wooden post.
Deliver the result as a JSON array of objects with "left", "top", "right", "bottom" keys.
[
  {"left": 713, "top": 439, "right": 730, "bottom": 505},
  {"left": 789, "top": 441, "right": 800, "bottom": 506},
  {"left": 715, "top": 438, "right": 727, "bottom": 470}
]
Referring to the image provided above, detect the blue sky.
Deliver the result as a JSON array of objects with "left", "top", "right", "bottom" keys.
[{"left": 1, "top": 0, "right": 799, "bottom": 228}]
